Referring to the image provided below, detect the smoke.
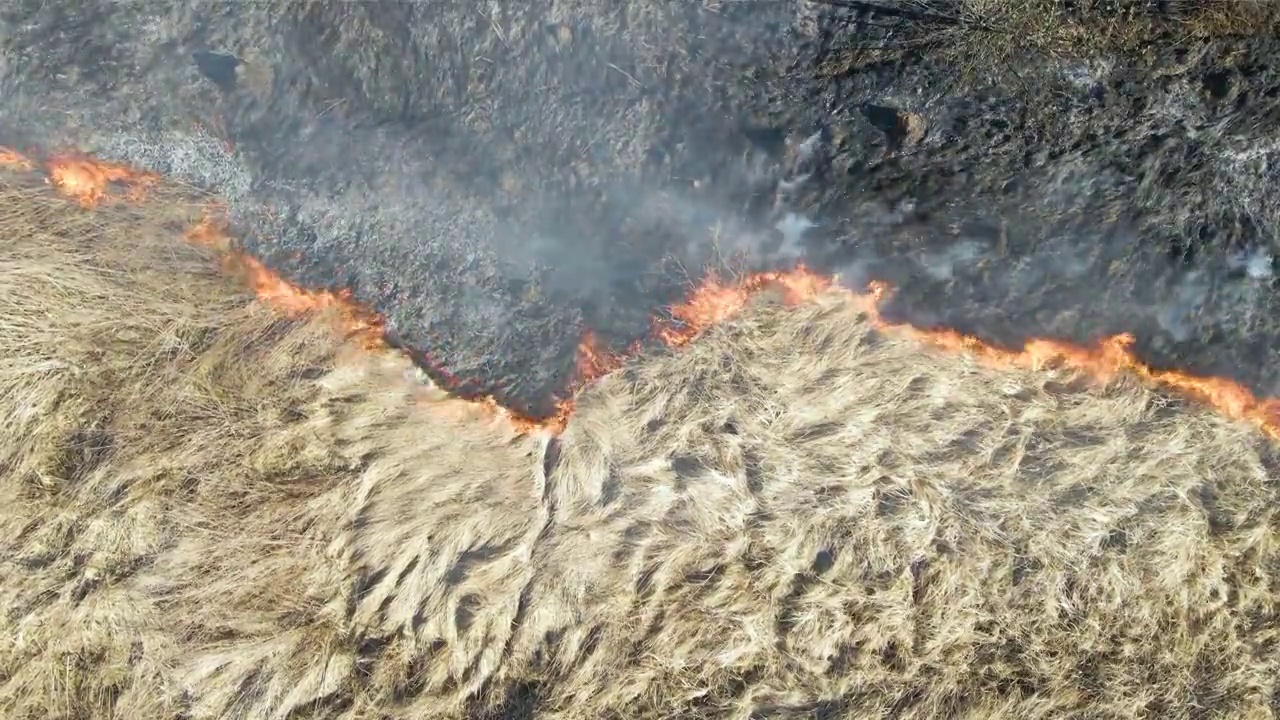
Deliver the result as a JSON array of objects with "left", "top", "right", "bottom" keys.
[
  {"left": 7, "top": 0, "right": 1280, "bottom": 411},
  {"left": 0, "top": 0, "right": 844, "bottom": 416}
]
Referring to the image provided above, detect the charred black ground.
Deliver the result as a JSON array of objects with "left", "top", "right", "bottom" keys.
[{"left": 2, "top": 1, "right": 1279, "bottom": 415}]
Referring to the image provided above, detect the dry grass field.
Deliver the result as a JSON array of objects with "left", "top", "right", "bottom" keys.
[
  {"left": 826, "top": 0, "right": 1279, "bottom": 82},
  {"left": 3, "top": 177, "right": 1280, "bottom": 719}
]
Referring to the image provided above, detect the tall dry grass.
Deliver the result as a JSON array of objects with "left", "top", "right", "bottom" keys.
[{"left": 2, "top": 177, "right": 1280, "bottom": 719}]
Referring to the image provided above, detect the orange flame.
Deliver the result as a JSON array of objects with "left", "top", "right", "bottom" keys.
[
  {"left": 5, "top": 148, "right": 1279, "bottom": 440},
  {"left": 184, "top": 213, "right": 387, "bottom": 351},
  {"left": 570, "top": 266, "right": 1280, "bottom": 441},
  {"left": 0, "top": 147, "right": 33, "bottom": 170},
  {"left": 868, "top": 297, "right": 1280, "bottom": 438},
  {"left": 654, "top": 267, "right": 836, "bottom": 347},
  {"left": 234, "top": 254, "right": 389, "bottom": 350},
  {"left": 45, "top": 154, "right": 158, "bottom": 207},
  {"left": 180, "top": 213, "right": 1280, "bottom": 440},
  {"left": 184, "top": 210, "right": 556, "bottom": 429},
  {"left": 573, "top": 330, "right": 624, "bottom": 381},
  {"left": 183, "top": 210, "right": 235, "bottom": 252},
  {"left": 532, "top": 331, "right": 635, "bottom": 433}
]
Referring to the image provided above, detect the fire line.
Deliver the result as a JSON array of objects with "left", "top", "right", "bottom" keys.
[{"left": 6, "top": 145, "right": 1280, "bottom": 439}]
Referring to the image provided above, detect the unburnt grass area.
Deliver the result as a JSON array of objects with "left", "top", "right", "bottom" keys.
[{"left": 4, "top": 176, "right": 1280, "bottom": 718}]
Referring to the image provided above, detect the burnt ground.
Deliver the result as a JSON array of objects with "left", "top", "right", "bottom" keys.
[{"left": 1, "top": 1, "right": 1279, "bottom": 417}]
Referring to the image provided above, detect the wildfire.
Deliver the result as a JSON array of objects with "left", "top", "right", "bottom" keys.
[
  {"left": 653, "top": 267, "right": 837, "bottom": 347},
  {"left": 185, "top": 213, "right": 389, "bottom": 351},
  {"left": 183, "top": 210, "right": 235, "bottom": 252},
  {"left": 0, "top": 147, "right": 33, "bottom": 170},
  {"left": 237, "top": 254, "right": 388, "bottom": 349},
  {"left": 0, "top": 146, "right": 161, "bottom": 206},
  {"left": 46, "top": 154, "right": 159, "bottom": 207},
  {"left": 855, "top": 285, "right": 1280, "bottom": 438},
  {"left": 562, "top": 264, "right": 1280, "bottom": 441},
  {"left": 572, "top": 330, "right": 625, "bottom": 381},
  {"left": 3, "top": 147, "right": 1280, "bottom": 440},
  {"left": 182, "top": 213, "right": 560, "bottom": 428}
]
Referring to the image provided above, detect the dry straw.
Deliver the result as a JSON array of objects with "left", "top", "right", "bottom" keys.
[{"left": 2, "top": 179, "right": 1279, "bottom": 719}]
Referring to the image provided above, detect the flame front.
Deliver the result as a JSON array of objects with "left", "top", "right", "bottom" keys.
[
  {"left": 5, "top": 146, "right": 1280, "bottom": 440},
  {"left": 46, "top": 153, "right": 158, "bottom": 207},
  {"left": 0, "top": 147, "right": 33, "bottom": 170},
  {"left": 638, "top": 267, "right": 1280, "bottom": 440},
  {"left": 186, "top": 214, "right": 387, "bottom": 351},
  {"left": 853, "top": 285, "right": 1280, "bottom": 440},
  {"left": 658, "top": 267, "right": 836, "bottom": 345}
]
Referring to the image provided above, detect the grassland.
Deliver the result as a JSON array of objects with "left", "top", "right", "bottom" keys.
[
  {"left": 821, "top": 0, "right": 1278, "bottom": 83},
  {"left": 3, "top": 176, "right": 1280, "bottom": 719}
]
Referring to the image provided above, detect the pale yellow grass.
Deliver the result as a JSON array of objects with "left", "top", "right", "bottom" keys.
[{"left": 2, "top": 178, "right": 1279, "bottom": 719}]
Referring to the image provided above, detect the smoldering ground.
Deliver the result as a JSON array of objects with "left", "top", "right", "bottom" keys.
[
  {"left": 6, "top": 2, "right": 1280, "bottom": 415},
  {"left": 6, "top": 176, "right": 1280, "bottom": 719}
]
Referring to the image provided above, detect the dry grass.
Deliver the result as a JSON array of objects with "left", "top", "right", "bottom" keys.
[
  {"left": 948, "top": 0, "right": 1273, "bottom": 54},
  {"left": 822, "top": 0, "right": 1279, "bottom": 82},
  {"left": 3, "top": 177, "right": 1280, "bottom": 719}
]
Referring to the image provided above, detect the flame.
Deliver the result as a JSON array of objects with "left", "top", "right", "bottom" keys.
[
  {"left": 179, "top": 214, "right": 1280, "bottom": 441},
  {"left": 184, "top": 212, "right": 556, "bottom": 429},
  {"left": 530, "top": 331, "right": 634, "bottom": 433},
  {"left": 0, "top": 147, "right": 33, "bottom": 170},
  {"left": 184, "top": 213, "right": 387, "bottom": 351},
  {"left": 4, "top": 148, "right": 1279, "bottom": 440},
  {"left": 528, "top": 267, "right": 841, "bottom": 433},
  {"left": 655, "top": 267, "right": 836, "bottom": 346},
  {"left": 575, "top": 265, "right": 1280, "bottom": 441},
  {"left": 234, "top": 254, "right": 389, "bottom": 350},
  {"left": 573, "top": 330, "right": 624, "bottom": 381},
  {"left": 183, "top": 210, "right": 235, "bottom": 252},
  {"left": 852, "top": 280, "right": 1280, "bottom": 440},
  {"left": 45, "top": 154, "right": 158, "bottom": 207}
]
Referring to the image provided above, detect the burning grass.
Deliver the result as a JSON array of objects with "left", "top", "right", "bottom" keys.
[
  {"left": 3, "top": 177, "right": 1280, "bottom": 719},
  {"left": 11, "top": 146, "right": 1280, "bottom": 441}
]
